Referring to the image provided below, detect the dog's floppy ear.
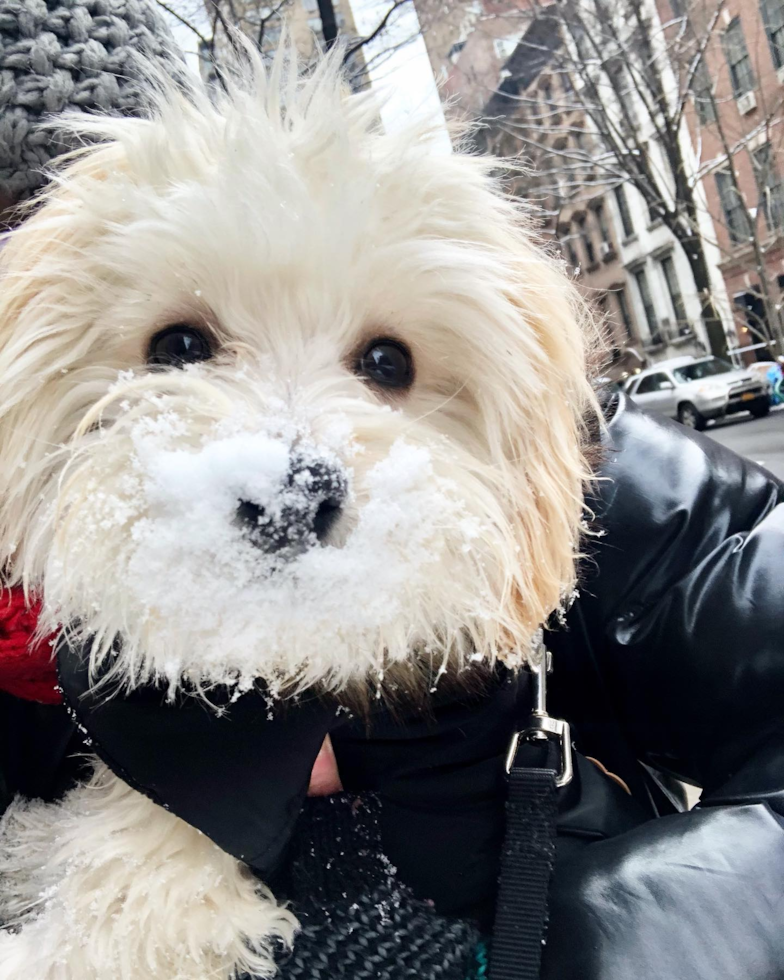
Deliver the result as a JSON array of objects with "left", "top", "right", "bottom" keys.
[
  {"left": 510, "top": 263, "right": 598, "bottom": 642},
  {"left": 0, "top": 142, "right": 130, "bottom": 580},
  {"left": 468, "top": 203, "right": 601, "bottom": 659}
]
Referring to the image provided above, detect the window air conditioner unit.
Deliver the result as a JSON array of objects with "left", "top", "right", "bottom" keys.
[
  {"left": 737, "top": 90, "right": 757, "bottom": 116},
  {"left": 599, "top": 241, "right": 613, "bottom": 259}
]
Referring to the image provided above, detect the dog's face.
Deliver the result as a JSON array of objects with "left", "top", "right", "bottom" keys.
[{"left": 0, "top": 54, "right": 596, "bottom": 697}]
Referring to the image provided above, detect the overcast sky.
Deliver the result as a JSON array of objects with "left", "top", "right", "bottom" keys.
[
  {"left": 160, "top": 1, "right": 209, "bottom": 71},
  {"left": 160, "top": 1, "right": 450, "bottom": 149},
  {"left": 347, "top": 0, "right": 451, "bottom": 150}
]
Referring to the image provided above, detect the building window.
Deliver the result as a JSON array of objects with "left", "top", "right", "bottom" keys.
[
  {"left": 722, "top": 18, "right": 755, "bottom": 98},
  {"left": 597, "top": 293, "right": 622, "bottom": 360},
  {"left": 539, "top": 80, "right": 556, "bottom": 123},
  {"left": 577, "top": 216, "right": 596, "bottom": 266},
  {"left": 614, "top": 286, "right": 636, "bottom": 340},
  {"left": 613, "top": 185, "right": 635, "bottom": 238},
  {"left": 735, "top": 289, "right": 772, "bottom": 343},
  {"left": 571, "top": 19, "right": 593, "bottom": 62},
  {"left": 633, "top": 267, "right": 661, "bottom": 344},
  {"left": 761, "top": 0, "right": 784, "bottom": 69},
  {"left": 447, "top": 40, "right": 466, "bottom": 63},
  {"left": 659, "top": 254, "right": 691, "bottom": 336},
  {"left": 691, "top": 57, "right": 717, "bottom": 125},
  {"left": 752, "top": 143, "right": 784, "bottom": 231},
  {"left": 715, "top": 170, "right": 751, "bottom": 244},
  {"left": 493, "top": 36, "right": 519, "bottom": 62},
  {"left": 594, "top": 203, "right": 612, "bottom": 244},
  {"left": 561, "top": 236, "right": 580, "bottom": 269},
  {"left": 609, "top": 62, "right": 637, "bottom": 130}
]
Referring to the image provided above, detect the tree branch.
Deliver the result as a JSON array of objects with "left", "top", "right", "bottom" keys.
[
  {"left": 154, "top": 0, "right": 211, "bottom": 48},
  {"left": 343, "top": 0, "right": 412, "bottom": 64}
]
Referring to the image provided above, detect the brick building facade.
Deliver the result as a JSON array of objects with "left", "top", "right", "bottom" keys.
[
  {"left": 659, "top": 0, "right": 784, "bottom": 359},
  {"left": 416, "top": 0, "right": 716, "bottom": 378}
]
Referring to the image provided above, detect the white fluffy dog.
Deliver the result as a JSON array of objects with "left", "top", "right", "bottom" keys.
[{"left": 0, "top": 45, "right": 597, "bottom": 980}]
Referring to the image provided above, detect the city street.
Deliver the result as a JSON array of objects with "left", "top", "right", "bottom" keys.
[{"left": 704, "top": 407, "right": 784, "bottom": 480}]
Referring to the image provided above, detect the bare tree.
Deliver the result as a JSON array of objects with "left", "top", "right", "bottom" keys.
[
  {"left": 466, "top": 0, "right": 784, "bottom": 357},
  {"left": 675, "top": 0, "right": 784, "bottom": 353},
  {"left": 156, "top": 0, "right": 417, "bottom": 87}
]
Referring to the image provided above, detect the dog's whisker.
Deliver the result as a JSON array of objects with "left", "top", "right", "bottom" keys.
[
  {"left": 3, "top": 426, "right": 68, "bottom": 452},
  {"left": 400, "top": 381, "right": 469, "bottom": 429}
]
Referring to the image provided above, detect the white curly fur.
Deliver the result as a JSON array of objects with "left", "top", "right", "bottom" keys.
[
  {"left": 0, "top": 760, "right": 297, "bottom": 980},
  {"left": 0, "top": 41, "right": 600, "bottom": 980},
  {"left": 0, "top": 44, "right": 598, "bottom": 695}
]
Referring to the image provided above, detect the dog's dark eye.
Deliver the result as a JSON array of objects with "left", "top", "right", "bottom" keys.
[
  {"left": 148, "top": 325, "right": 213, "bottom": 367},
  {"left": 357, "top": 339, "right": 413, "bottom": 389}
]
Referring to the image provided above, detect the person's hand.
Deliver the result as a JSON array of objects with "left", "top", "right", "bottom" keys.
[{"left": 308, "top": 735, "right": 343, "bottom": 796}]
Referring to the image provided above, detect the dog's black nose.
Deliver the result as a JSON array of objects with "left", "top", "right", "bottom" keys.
[{"left": 236, "top": 455, "right": 348, "bottom": 555}]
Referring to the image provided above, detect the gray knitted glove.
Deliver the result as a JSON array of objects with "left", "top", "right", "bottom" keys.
[{"left": 0, "top": 0, "right": 181, "bottom": 202}]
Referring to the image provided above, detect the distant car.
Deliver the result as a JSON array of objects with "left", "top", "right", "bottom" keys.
[{"left": 624, "top": 356, "right": 770, "bottom": 430}]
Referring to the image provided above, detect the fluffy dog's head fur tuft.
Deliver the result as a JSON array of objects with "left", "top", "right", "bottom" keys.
[{"left": 0, "top": 45, "right": 599, "bottom": 699}]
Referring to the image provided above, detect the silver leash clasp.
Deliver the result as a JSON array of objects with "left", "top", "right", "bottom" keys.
[{"left": 505, "top": 640, "right": 574, "bottom": 787}]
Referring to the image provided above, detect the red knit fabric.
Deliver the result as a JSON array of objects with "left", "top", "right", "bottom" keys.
[{"left": 0, "top": 589, "right": 61, "bottom": 704}]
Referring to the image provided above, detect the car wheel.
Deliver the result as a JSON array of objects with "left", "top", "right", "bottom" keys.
[
  {"left": 678, "top": 402, "right": 706, "bottom": 430},
  {"left": 750, "top": 400, "right": 770, "bottom": 419}
]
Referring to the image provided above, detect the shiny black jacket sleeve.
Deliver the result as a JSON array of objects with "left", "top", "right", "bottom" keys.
[
  {"left": 574, "top": 395, "right": 784, "bottom": 801},
  {"left": 544, "top": 395, "right": 784, "bottom": 980}
]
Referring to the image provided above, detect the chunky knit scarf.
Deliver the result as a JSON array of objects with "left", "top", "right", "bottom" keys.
[{"left": 275, "top": 793, "right": 485, "bottom": 980}]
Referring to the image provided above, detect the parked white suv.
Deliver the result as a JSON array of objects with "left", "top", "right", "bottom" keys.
[{"left": 624, "top": 356, "right": 770, "bottom": 430}]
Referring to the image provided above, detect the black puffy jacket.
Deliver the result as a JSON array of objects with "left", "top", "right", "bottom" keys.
[
  {"left": 3, "top": 394, "right": 784, "bottom": 979},
  {"left": 543, "top": 393, "right": 784, "bottom": 979},
  {"left": 331, "top": 393, "right": 784, "bottom": 980}
]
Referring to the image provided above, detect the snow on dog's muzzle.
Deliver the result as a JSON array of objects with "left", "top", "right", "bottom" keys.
[
  {"left": 44, "top": 400, "right": 488, "bottom": 700},
  {"left": 235, "top": 453, "right": 348, "bottom": 558}
]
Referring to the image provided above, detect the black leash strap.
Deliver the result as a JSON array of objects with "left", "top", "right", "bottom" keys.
[
  {"left": 489, "top": 750, "right": 559, "bottom": 980},
  {"left": 489, "top": 648, "right": 571, "bottom": 980}
]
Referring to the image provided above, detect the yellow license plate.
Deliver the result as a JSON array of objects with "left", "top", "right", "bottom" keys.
[{"left": 741, "top": 392, "right": 755, "bottom": 401}]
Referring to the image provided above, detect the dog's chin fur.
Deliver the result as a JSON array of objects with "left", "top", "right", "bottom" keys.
[
  {"left": 0, "top": 759, "right": 296, "bottom": 980},
  {"left": 0, "top": 42, "right": 600, "bottom": 980}
]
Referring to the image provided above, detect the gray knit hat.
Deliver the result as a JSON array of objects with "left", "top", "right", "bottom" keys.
[{"left": 0, "top": 0, "right": 182, "bottom": 203}]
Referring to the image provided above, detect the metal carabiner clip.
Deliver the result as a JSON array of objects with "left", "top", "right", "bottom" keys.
[{"left": 505, "top": 643, "right": 574, "bottom": 788}]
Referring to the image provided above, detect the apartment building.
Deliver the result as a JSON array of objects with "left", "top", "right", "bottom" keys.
[
  {"left": 416, "top": 0, "right": 721, "bottom": 376},
  {"left": 663, "top": 0, "right": 784, "bottom": 357}
]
